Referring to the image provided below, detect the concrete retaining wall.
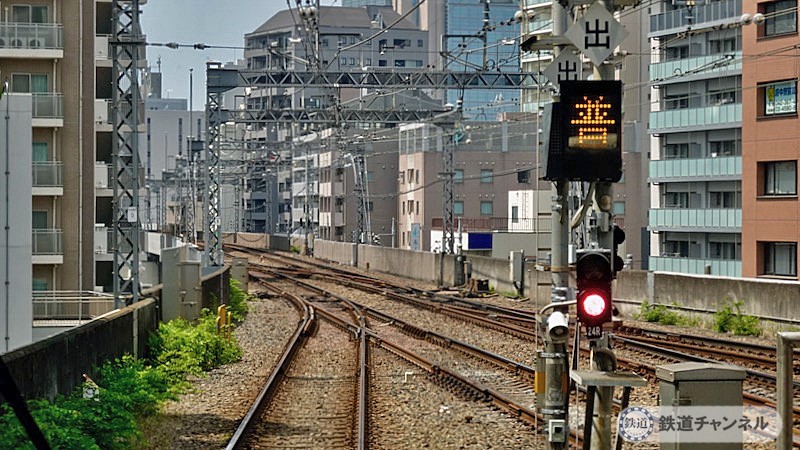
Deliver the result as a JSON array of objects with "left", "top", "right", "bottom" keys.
[
  {"left": 224, "top": 232, "right": 291, "bottom": 252},
  {"left": 2, "top": 299, "right": 158, "bottom": 402},
  {"left": 615, "top": 270, "right": 800, "bottom": 322},
  {"left": 311, "top": 238, "right": 800, "bottom": 324},
  {"left": 358, "top": 245, "right": 439, "bottom": 284}
]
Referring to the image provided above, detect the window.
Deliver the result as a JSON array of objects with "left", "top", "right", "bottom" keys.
[
  {"left": 393, "top": 39, "right": 411, "bottom": 48},
  {"left": 709, "top": 191, "right": 741, "bottom": 208},
  {"left": 379, "top": 60, "right": 387, "bottom": 67},
  {"left": 763, "top": 161, "right": 797, "bottom": 195},
  {"left": 417, "top": 39, "right": 424, "bottom": 47},
  {"left": 32, "top": 142, "right": 47, "bottom": 162},
  {"left": 367, "top": 202, "right": 374, "bottom": 212},
  {"left": 12, "top": 5, "right": 47, "bottom": 23},
  {"left": 394, "top": 60, "right": 406, "bottom": 67},
  {"left": 32, "top": 279, "right": 48, "bottom": 291},
  {"left": 454, "top": 201, "right": 464, "bottom": 215},
  {"left": 709, "top": 140, "right": 739, "bottom": 157},
  {"left": 511, "top": 206, "right": 519, "bottom": 223},
  {"left": 454, "top": 169, "right": 464, "bottom": 183},
  {"left": 664, "top": 143, "right": 689, "bottom": 159},
  {"left": 480, "top": 169, "right": 493, "bottom": 183},
  {"left": 665, "top": 45, "right": 688, "bottom": 60},
  {"left": 613, "top": 201, "right": 626, "bottom": 215},
  {"left": 339, "top": 57, "right": 347, "bottom": 66},
  {"left": 367, "top": 171, "right": 374, "bottom": 182},
  {"left": 664, "top": 192, "right": 689, "bottom": 208},
  {"left": 321, "top": 38, "right": 329, "bottom": 47},
  {"left": 517, "top": 170, "right": 531, "bottom": 184},
  {"left": 710, "top": 242, "right": 738, "bottom": 260},
  {"left": 709, "top": 38, "right": 737, "bottom": 53},
  {"left": 480, "top": 201, "right": 493, "bottom": 215},
  {"left": 399, "top": 172, "right": 405, "bottom": 184},
  {"left": 663, "top": 240, "right": 689, "bottom": 257},
  {"left": 32, "top": 211, "right": 48, "bottom": 229},
  {"left": 708, "top": 89, "right": 736, "bottom": 106},
  {"left": 11, "top": 73, "right": 47, "bottom": 93},
  {"left": 349, "top": 58, "right": 357, "bottom": 65},
  {"left": 407, "top": 200, "right": 414, "bottom": 215},
  {"left": 664, "top": 95, "right": 688, "bottom": 110},
  {"left": 761, "top": 80, "right": 797, "bottom": 116},
  {"left": 364, "top": 58, "right": 372, "bottom": 66},
  {"left": 763, "top": 242, "right": 797, "bottom": 276},
  {"left": 416, "top": 201, "right": 419, "bottom": 214},
  {"left": 761, "top": 0, "right": 797, "bottom": 37}
]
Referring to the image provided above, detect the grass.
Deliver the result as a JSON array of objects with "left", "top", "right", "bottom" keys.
[
  {"left": 713, "top": 299, "right": 762, "bottom": 336},
  {"left": 636, "top": 300, "right": 701, "bottom": 327}
]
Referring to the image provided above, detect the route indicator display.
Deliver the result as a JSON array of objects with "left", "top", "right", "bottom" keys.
[{"left": 542, "top": 80, "right": 623, "bottom": 181}]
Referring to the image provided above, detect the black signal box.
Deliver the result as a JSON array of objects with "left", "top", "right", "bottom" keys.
[{"left": 541, "top": 80, "right": 623, "bottom": 182}]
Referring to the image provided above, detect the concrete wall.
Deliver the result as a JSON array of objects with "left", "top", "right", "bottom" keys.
[
  {"left": 0, "top": 94, "right": 33, "bottom": 352},
  {"left": 615, "top": 270, "right": 800, "bottom": 322},
  {"left": 222, "top": 232, "right": 290, "bottom": 251},
  {"left": 1, "top": 298, "right": 158, "bottom": 402},
  {"left": 312, "top": 237, "right": 800, "bottom": 324},
  {"left": 357, "top": 244, "right": 439, "bottom": 284}
]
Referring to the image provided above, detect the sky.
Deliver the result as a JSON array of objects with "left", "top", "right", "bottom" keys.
[{"left": 141, "top": 1, "right": 337, "bottom": 106}]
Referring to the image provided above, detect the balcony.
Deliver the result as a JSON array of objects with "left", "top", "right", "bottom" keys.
[
  {"left": 32, "top": 161, "right": 63, "bottom": 196},
  {"left": 431, "top": 216, "right": 552, "bottom": 233},
  {"left": 0, "top": 22, "right": 63, "bottom": 58},
  {"left": 31, "top": 93, "right": 63, "bottom": 127},
  {"left": 32, "top": 229, "right": 63, "bottom": 264},
  {"left": 649, "top": 156, "right": 741, "bottom": 182},
  {"left": 649, "top": 0, "right": 740, "bottom": 36},
  {"left": 33, "top": 291, "right": 115, "bottom": 324},
  {"left": 649, "top": 103, "right": 740, "bottom": 133},
  {"left": 648, "top": 208, "right": 741, "bottom": 232},
  {"left": 650, "top": 52, "right": 741, "bottom": 84},
  {"left": 649, "top": 256, "right": 741, "bottom": 277}
]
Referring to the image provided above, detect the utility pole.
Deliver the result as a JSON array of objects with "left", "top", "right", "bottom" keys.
[
  {"left": 534, "top": 0, "right": 645, "bottom": 447},
  {"left": 111, "top": 0, "right": 143, "bottom": 307}
]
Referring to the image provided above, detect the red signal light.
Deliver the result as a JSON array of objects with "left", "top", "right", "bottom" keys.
[
  {"left": 581, "top": 292, "right": 608, "bottom": 317},
  {"left": 576, "top": 249, "right": 613, "bottom": 329}
]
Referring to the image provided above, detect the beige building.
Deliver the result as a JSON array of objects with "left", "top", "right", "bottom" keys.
[
  {"left": 396, "top": 120, "right": 540, "bottom": 252},
  {"left": 0, "top": 1, "right": 147, "bottom": 294}
]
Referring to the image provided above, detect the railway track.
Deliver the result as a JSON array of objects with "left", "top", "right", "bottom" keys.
[{"left": 225, "top": 246, "right": 800, "bottom": 446}]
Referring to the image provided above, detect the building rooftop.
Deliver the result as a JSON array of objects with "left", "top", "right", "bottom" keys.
[{"left": 248, "top": 6, "right": 418, "bottom": 36}]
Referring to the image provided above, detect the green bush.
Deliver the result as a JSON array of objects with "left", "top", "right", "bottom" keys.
[
  {"left": 0, "top": 278, "right": 249, "bottom": 448},
  {"left": 638, "top": 301, "right": 699, "bottom": 327},
  {"left": 228, "top": 279, "right": 250, "bottom": 322},
  {"left": 714, "top": 299, "right": 761, "bottom": 336}
]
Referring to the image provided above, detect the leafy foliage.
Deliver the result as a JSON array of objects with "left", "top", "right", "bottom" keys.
[
  {"left": 0, "top": 278, "right": 250, "bottom": 448},
  {"left": 713, "top": 299, "right": 762, "bottom": 336},
  {"left": 637, "top": 301, "right": 700, "bottom": 326}
]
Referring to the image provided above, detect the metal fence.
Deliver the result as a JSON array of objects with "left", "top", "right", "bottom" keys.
[{"left": 32, "top": 291, "right": 115, "bottom": 322}]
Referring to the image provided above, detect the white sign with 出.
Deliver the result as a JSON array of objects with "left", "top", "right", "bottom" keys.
[{"left": 564, "top": 2, "right": 628, "bottom": 67}]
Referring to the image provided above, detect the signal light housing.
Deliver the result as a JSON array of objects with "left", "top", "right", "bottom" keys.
[{"left": 576, "top": 249, "right": 613, "bottom": 329}]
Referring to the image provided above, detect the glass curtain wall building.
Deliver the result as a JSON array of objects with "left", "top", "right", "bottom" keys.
[{"left": 442, "top": 0, "right": 520, "bottom": 119}]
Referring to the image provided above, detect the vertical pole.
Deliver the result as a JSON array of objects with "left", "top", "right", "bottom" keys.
[
  {"left": 591, "top": 3, "right": 618, "bottom": 448},
  {"left": 777, "top": 332, "right": 800, "bottom": 449},
  {"left": 542, "top": 0, "right": 571, "bottom": 446}
]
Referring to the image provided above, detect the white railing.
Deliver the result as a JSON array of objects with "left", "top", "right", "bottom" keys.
[{"left": 32, "top": 291, "right": 115, "bottom": 322}]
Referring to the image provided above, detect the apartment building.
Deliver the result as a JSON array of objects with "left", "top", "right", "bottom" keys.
[
  {"left": 0, "top": 2, "right": 84, "bottom": 292},
  {"left": 647, "top": 0, "right": 744, "bottom": 277},
  {"left": 742, "top": 0, "right": 799, "bottom": 278},
  {"left": 317, "top": 127, "right": 398, "bottom": 243},
  {"left": 243, "top": 5, "right": 427, "bottom": 235},
  {"left": 396, "top": 121, "right": 538, "bottom": 252}
]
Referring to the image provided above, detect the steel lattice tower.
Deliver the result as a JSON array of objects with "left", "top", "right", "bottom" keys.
[
  {"left": 111, "top": 0, "right": 143, "bottom": 307},
  {"left": 205, "top": 62, "right": 224, "bottom": 266}
]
